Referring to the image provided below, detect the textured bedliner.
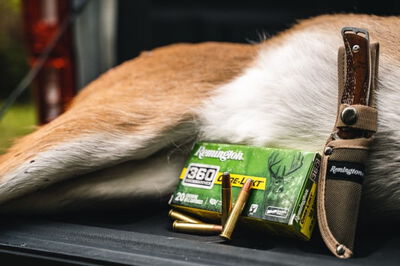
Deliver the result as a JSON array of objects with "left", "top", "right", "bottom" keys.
[{"left": 0, "top": 205, "right": 398, "bottom": 265}]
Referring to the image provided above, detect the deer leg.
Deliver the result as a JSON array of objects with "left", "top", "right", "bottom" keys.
[
  {"left": 0, "top": 107, "right": 196, "bottom": 207},
  {"left": 0, "top": 148, "right": 188, "bottom": 213}
]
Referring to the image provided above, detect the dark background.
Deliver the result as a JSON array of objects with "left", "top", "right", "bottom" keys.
[
  {"left": 1, "top": 0, "right": 400, "bottom": 100},
  {"left": 117, "top": 0, "right": 400, "bottom": 63}
]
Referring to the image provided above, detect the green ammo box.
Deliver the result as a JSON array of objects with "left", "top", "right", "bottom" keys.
[{"left": 169, "top": 142, "right": 321, "bottom": 240}]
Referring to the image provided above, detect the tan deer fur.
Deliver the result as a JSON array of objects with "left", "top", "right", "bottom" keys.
[{"left": 0, "top": 14, "right": 399, "bottom": 218}]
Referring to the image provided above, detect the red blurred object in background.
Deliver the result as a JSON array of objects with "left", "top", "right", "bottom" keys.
[{"left": 21, "top": 0, "right": 76, "bottom": 124}]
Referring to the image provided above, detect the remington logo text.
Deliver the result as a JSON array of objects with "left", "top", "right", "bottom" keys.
[
  {"left": 329, "top": 166, "right": 364, "bottom": 177},
  {"left": 194, "top": 146, "right": 244, "bottom": 162}
]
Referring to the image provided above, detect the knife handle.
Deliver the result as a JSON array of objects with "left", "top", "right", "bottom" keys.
[{"left": 338, "top": 28, "right": 372, "bottom": 139}]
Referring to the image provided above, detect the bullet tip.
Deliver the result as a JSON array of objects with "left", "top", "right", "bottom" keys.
[
  {"left": 243, "top": 178, "right": 253, "bottom": 191},
  {"left": 222, "top": 172, "right": 231, "bottom": 188}
]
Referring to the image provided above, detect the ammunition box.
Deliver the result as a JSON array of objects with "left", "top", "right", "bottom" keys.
[{"left": 169, "top": 142, "right": 320, "bottom": 240}]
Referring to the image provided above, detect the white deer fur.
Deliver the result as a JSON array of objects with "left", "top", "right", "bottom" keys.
[
  {"left": 199, "top": 29, "right": 400, "bottom": 217},
  {"left": 0, "top": 14, "right": 399, "bottom": 219}
]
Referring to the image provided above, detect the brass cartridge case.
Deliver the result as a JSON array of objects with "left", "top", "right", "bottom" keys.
[
  {"left": 168, "top": 209, "right": 202, "bottom": 224},
  {"left": 221, "top": 172, "right": 232, "bottom": 226},
  {"left": 220, "top": 178, "right": 253, "bottom": 240},
  {"left": 172, "top": 221, "right": 223, "bottom": 235}
]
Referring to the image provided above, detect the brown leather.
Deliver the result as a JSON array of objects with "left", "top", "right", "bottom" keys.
[
  {"left": 337, "top": 43, "right": 380, "bottom": 108},
  {"left": 339, "top": 31, "right": 371, "bottom": 139},
  {"left": 317, "top": 28, "right": 379, "bottom": 259},
  {"left": 341, "top": 32, "right": 370, "bottom": 105}
]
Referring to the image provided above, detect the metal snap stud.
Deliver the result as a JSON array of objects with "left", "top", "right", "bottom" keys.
[
  {"left": 336, "top": 244, "right": 345, "bottom": 256},
  {"left": 324, "top": 146, "right": 333, "bottom": 155},
  {"left": 352, "top": 44, "right": 360, "bottom": 53},
  {"left": 341, "top": 106, "right": 357, "bottom": 125}
]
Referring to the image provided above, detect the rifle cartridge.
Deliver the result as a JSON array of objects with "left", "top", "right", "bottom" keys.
[
  {"left": 168, "top": 209, "right": 202, "bottom": 224},
  {"left": 220, "top": 178, "right": 253, "bottom": 240},
  {"left": 221, "top": 172, "right": 232, "bottom": 226},
  {"left": 172, "top": 221, "right": 223, "bottom": 235}
]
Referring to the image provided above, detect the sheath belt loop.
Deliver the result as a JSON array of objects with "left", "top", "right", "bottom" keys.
[
  {"left": 317, "top": 41, "right": 379, "bottom": 259},
  {"left": 336, "top": 104, "right": 378, "bottom": 132}
]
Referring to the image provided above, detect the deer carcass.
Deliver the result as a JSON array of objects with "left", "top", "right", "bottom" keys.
[{"left": 0, "top": 14, "right": 399, "bottom": 219}]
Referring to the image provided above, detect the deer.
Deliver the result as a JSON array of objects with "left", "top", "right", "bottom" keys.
[
  {"left": 267, "top": 152, "right": 304, "bottom": 194},
  {"left": 0, "top": 14, "right": 399, "bottom": 222}
]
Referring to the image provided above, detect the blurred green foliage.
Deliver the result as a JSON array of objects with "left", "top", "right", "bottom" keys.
[
  {"left": 0, "top": 1, "right": 36, "bottom": 154},
  {"left": 0, "top": 103, "right": 36, "bottom": 154},
  {"left": 0, "top": 0, "right": 30, "bottom": 101}
]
